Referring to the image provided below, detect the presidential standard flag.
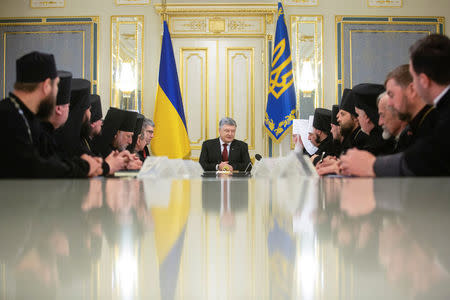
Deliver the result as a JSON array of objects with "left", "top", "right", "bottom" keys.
[
  {"left": 268, "top": 217, "right": 296, "bottom": 300},
  {"left": 264, "top": 2, "right": 297, "bottom": 143},
  {"left": 151, "top": 21, "right": 191, "bottom": 159}
]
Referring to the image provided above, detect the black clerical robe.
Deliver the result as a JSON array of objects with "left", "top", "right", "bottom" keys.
[
  {"left": 0, "top": 93, "right": 89, "bottom": 178},
  {"left": 38, "top": 121, "right": 60, "bottom": 159},
  {"left": 362, "top": 126, "right": 395, "bottom": 155},
  {"left": 405, "top": 105, "right": 437, "bottom": 146},
  {"left": 312, "top": 135, "right": 334, "bottom": 165},
  {"left": 394, "top": 127, "right": 411, "bottom": 154},
  {"left": 336, "top": 126, "right": 369, "bottom": 156}
]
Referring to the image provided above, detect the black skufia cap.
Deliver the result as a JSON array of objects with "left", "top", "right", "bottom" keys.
[
  {"left": 16, "top": 51, "right": 57, "bottom": 83},
  {"left": 89, "top": 94, "right": 102, "bottom": 123},
  {"left": 101, "top": 107, "right": 124, "bottom": 141},
  {"left": 331, "top": 104, "right": 339, "bottom": 126},
  {"left": 70, "top": 79, "right": 91, "bottom": 111},
  {"left": 313, "top": 108, "right": 332, "bottom": 132},
  {"left": 91, "top": 107, "right": 124, "bottom": 157},
  {"left": 56, "top": 71, "right": 72, "bottom": 105},
  {"left": 353, "top": 83, "right": 385, "bottom": 125},
  {"left": 119, "top": 110, "right": 138, "bottom": 132},
  {"left": 339, "top": 88, "right": 356, "bottom": 117},
  {"left": 127, "top": 114, "right": 144, "bottom": 152}
]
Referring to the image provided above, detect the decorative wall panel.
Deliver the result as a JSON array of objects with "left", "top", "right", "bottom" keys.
[
  {"left": 335, "top": 16, "right": 444, "bottom": 104},
  {"left": 180, "top": 48, "right": 208, "bottom": 150},
  {"left": 0, "top": 17, "right": 99, "bottom": 98},
  {"left": 169, "top": 16, "right": 267, "bottom": 36},
  {"left": 226, "top": 48, "right": 255, "bottom": 149}
]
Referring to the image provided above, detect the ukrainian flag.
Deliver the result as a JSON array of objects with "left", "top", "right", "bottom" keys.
[
  {"left": 152, "top": 21, "right": 191, "bottom": 159},
  {"left": 152, "top": 180, "right": 190, "bottom": 300},
  {"left": 264, "top": 2, "right": 297, "bottom": 143}
]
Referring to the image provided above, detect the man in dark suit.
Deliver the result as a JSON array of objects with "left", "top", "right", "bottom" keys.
[
  {"left": 202, "top": 178, "right": 249, "bottom": 232},
  {"left": 340, "top": 34, "right": 450, "bottom": 176},
  {"left": 138, "top": 118, "right": 154, "bottom": 161},
  {"left": 199, "top": 117, "right": 251, "bottom": 171}
]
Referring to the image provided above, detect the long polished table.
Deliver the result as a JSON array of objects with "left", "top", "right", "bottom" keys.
[{"left": 1, "top": 176, "right": 450, "bottom": 299}]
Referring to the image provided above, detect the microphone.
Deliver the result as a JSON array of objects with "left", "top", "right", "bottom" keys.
[
  {"left": 244, "top": 161, "right": 253, "bottom": 174},
  {"left": 244, "top": 154, "right": 262, "bottom": 174}
]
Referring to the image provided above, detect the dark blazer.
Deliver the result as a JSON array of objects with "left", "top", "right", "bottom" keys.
[
  {"left": 202, "top": 180, "right": 248, "bottom": 213},
  {"left": 199, "top": 138, "right": 251, "bottom": 171},
  {"left": 137, "top": 146, "right": 150, "bottom": 162}
]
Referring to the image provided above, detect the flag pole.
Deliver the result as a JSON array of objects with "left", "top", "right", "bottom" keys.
[{"left": 162, "top": 0, "right": 167, "bottom": 22}]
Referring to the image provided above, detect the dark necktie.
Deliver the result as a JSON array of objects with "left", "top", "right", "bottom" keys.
[{"left": 222, "top": 143, "right": 228, "bottom": 161}]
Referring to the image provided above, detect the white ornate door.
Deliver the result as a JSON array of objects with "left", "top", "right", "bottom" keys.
[{"left": 172, "top": 38, "right": 265, "bottom": 160}]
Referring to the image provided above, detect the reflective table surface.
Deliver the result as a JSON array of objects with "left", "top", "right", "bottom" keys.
[{"left": 1, "top": 177, "right": 450, "bottom": 299}]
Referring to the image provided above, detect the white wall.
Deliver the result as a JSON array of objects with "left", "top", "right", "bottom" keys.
[{"left": 1, "top": 0, "right": 449, "bottom": 115}]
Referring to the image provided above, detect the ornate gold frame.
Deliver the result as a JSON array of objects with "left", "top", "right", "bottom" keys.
[
  {"left": 335, "top": 15, "right": 445, "bottom": 104},
  {"left": 30, "top": 0, "right": 65, "bottom": 8},
  {"left": 110, "top": 15, "right": 145, "bottom": 113},
  {"left": 0, "top": 16, "right": 99, "bottom": 98}
]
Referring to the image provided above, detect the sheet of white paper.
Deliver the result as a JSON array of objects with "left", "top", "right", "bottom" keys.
[
  {"left": 307, "top": 115, "right": 314, "bottom": 133},
  {"left": 292, "top": 118, "right": 318, "bottom": 155},
  {"left": 292, "top": 119, "right": 303, "bottom": 135}
]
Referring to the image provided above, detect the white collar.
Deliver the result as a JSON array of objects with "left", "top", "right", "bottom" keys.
[
  {"left": 433, "top": 85, "right": 450, "bottom": 106},
  {"left": 219, "top": 138, "right": 231, "bottom": 146}
]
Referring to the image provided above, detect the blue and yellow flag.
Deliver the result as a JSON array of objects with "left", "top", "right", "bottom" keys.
[
  {"left": 151, "top": 180, "right": 190, "bottom": 300},
  {"left": 265, "top": 2, "right": 297, "bottom": 142},
  {"left": 268, "top": 217, "right": 296, "bottom": 300},
  {"left": 152, "top": 21, "right": 191, "bottom": 159}
]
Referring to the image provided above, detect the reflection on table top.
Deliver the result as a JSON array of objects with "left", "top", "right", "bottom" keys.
[{"left": 1, "top": 177, "right": 450, "bottom": 299}]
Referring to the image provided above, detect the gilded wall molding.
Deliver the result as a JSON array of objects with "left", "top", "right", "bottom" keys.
[
  {"left": 229, "top": 20, "right": 253, "bottom": 32},
  {"left": 155, "top": 4, "right": 277, "bottom": 36},
  {"left": 183, "top": 19, "right": 206, "bottom": 32}
]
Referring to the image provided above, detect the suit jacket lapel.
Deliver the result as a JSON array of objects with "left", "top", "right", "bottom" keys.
[
  {"left": 229, "top": 140, "right": 237, "bottom": 161},
  {"left": 215, "top": 138, "right": 221, "bottom": 161},
  {"left": 437, "top": 88, "right": 450, "bottom": 111}
]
